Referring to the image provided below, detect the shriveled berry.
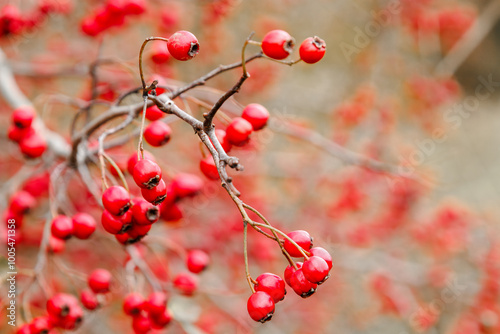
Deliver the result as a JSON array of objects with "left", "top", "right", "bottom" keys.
[
  {"left": 302, "top": 256, "right": 330, "bottom": 284},
  {"left": 309, "top": 247, "right": 333, "bottom": 270},
  {"left": 72, "top": 213, "right": 96, "bottom": 239},
  {"left": 12, "top": 106, "right": 36, "bottom": 128},
  {"left": 254, "top": 273, "right": 286, "bottom": 303},
  {"left": 127, "top": 151, "right": 155, "bottom": 175},
  {"left": 141, "top": 179, "right": 167, "bottom": 205},
  {"left": 123, "top": 293, "right": 145, "bottom": 316},
  {"left": 131, "top": 198, "right": 159, "bottom": 225},
  {"left": 261, "top": 30, "right": 295, "bottom": 60},
  {"left": 186, "top": 249, "right": 210, "bottom": 274},
  {"left": 199, "top": 157, "right": 219, "bottom": 180},
  {"left": 299, "top": 36, "right": 326, "bottom": 64},
  {"left": 173, "top": 272, "right": 198, "bottom": 295},
  {"left": 80, "top": 289, "right": 99, "bottom": 310},
  {"left": 144, "top": 121, "right": 171, "bottom": 147},
  {"left": 290, "top": 269, "right": 317, "bottom": 298},
  {"left": 247, "top": 291, "right": 275, "bottom": 323},
  {"left": 88, "top": 268, "right": 112, "bottom": 294},
  {"left": 226, "top": 117, "right": 253, "bottom": 146},
  {"left": 241, "top": 104, "right": 269, "bottom": 130},
  {"left": 102, "top": 185, "right": 131, "bottom": 216},
  {"left": 133, "top": 159, "right": 162, "bottom": 189},
  {"left": 283, "top": 230, "right": 313, "bottom": 257},
  {"left": 167, "top": 30, "right": 199, "bottom": 61},
  {"left": 51, "top": 215, "right": 73, "bottom": 240}
]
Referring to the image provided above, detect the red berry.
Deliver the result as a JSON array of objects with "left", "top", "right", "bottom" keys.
[
  {"left": 16, "top": 324, "right": 31, "bottom": 334},
  {"left": 145, "top": 105, "right": 165, "bottom": 121},
  {"left": 283, "top": 230, "right": 313, "bottom": 257},
  {"left": 131, "top": 198, "right": 159, "bottom": 225},
  {"left": 302, "top": 256, "right": 330, "bottom": 284},
  {"left": 123, "top": 0, "right": 146, "bottom": 15},
  {"left": 12, "top": 106, "right": 36, "bottom": 128},
  {"left": 101, "top": 210, "right": 127, "bottom": 234},
  {"left": 199, "top": 157, "right": 219, "bottom": 180},
  {"left": 284, "top": 262, "right": 302, "bottom": 286},
  {"left": 51, "top": 215, "right": 73, "bottom": 240},
  {"left": 171, "top": 173, "right": 203, "bottom": 198},
  {"left": 241, "top": 104, "right": 269, "bottom": 130},
  {"left": 88, "top": 268, "right": 112, "bottom": 294},
  {"left": 47, "top": 293, "right": 78, "bottom": 318},
  {"left": 102, "top": 185, "right": 131, "bottom": 216},
  {"left": 149, "top": 309, "right": 172, "bottom": 329},
  {"left": 8, "top": 124, "right": 33, "bottom": 142},
  {"left": 123, "top": 293, "right": 145, "bottom": 316},
  {"left": 30, "top": 316, "right": 53, "bottom": 334},
  {"left": 186, "top": 249, "right": 210, "bottom": 274},
  {"left": 80, "top": 289, "right": 99, "bottom": 310},
  {"left": 132, "top": 314, "right": 151, "bottom": 334},
  {"left": 167, "top": 30, "right": 199, "bottom": 61},
  {"left": 290, "top": 269, "right": 317, "bottom": 298},
  {"left": 81, "top": 17, "right": 103, "bottom": 37},
  {"left": 127, "top": 151, "right": 155, "bottom": 175},
  {"left": 151, "top": 42, "right": 171, "bottom": 64},
  {"left": 309, "top": 247, "right": 333, "bottom": 270},
  {"left": 72, "top": 213, "right": 96, "bottom": 239},
  {"left": 53, "top": 302, "right": 83, "bottom": 330},
  {"left": 299, "top": 36, "right": 326, "bottom": 64},
  {"left": 247, "top": 291, "right": 275, "bottom": 323},
  {"left": 254, "top": 273, "right": 286, "bottom": 303},
  {"left": 133, "top": 159, "right": 162, "bottom": 189},
  {"left": 261, "top": 30, "right": 295, "bottom": 60},
  {"left": 214, "top": 129, "right": 232, "bottom": 153},
  {"left": 146, "top": 291, "right": 168, "bottom": 316},
  {"left": 9, "top": 190, "right": 36, "bottom": 215},
  {"left": 226, "top": 117, "right": 253, "bottom": 146},
  {"left": 141, "top": 179, "right": 167, "bottom": 204},
  {"left": 159, "top": 202, "right": 183, "bottom": 222},
  {"left": 127, "top": 222, "right": 152, "bottom": 239},
  {"left": 48, "top": 236, "right": 65, "bottom": 253},
  {"left": 144, "top": 121, "right": 171, "bottom": 147},
  {"left": 173, "top": 272, "right": 198, "bottom": 295},
  {"left": 19, "top": 132, "right": 47, "bottom": 158}
]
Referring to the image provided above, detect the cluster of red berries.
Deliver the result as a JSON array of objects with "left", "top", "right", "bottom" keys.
[
  {"left": 247, "top": 230, "right": 333, "bottom": 323},
  {"left": 260, "top": 30, "right": 326, "bottom": 64},
  {"left": 7, "top": 106, "right": 47, "bottom": 159},
  {"left": 123, "top": 291, "right": 171, "bottom": 333},
  {"left": 50, "top": 212, "right": 96, "bottom": 241},
  {"left": 80, "top": 0, "right": 146, "bottom": 37}
]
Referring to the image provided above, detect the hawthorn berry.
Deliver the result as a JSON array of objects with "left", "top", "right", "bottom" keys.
[
  {"left": 30, "top": 316, "right": 53, "bottom": 334},
  {"left": 88, "top": 268, "right": 112, "bottom": 294},
  {"left": 299, "top": 36, "right": 326, "bottom": 64},
  {"left": 80, "top": 289, "right": 99, "bottom": 310},
  {"left": 171, "top": 173, "right": 203, "bottom": 198},
  {"left": 214, "top": 129, "right": 232, "bottom": 152},
  {"left": 8, "top": 124, "right": 33, "bottom": 142},
  {"left": 254, "top": 273, "right": 286, "bottom": 303},
  {"left": 123, "top": 293, "right": 145, "bottom": 316},
  {"left": 141, "top": 179, "right": 167, "bottom": 204},
  {"left": 48, "top": 235, "right": 65, "bottom": 253},
  {"left": 167, "top": 30, "right": 199, "bottom": 61},
  {"left": 173, "top": 272, "right": 198, "bottom": 295},
  {"left": 241, "top": 103, "right": 270, "bottom": 130},
  {"left": 133, "top": 159, "right": 162, "bottom": 189},
  {"left": 12, "top": 106, "right": 36, "bottom": 128},
  {"left": 144, "top": 121, "right": 171, "bottom": 147},
  {"left": 102, "top": 186, "right": 130, "bottom": 216},
  {"left": 127, "top": 151, "right": 155, "bottom": 175},
  {"left": 101, "top": 210, "right": 128, "bottom": 234},
  {"left": 247, "top": 291, "right": 275, "bottom": 323},
  {"left": 47, "top": 293, "right": 79, "bottom": 318},
  {"left": 283, "top": 230, "right": 313, "bottom": 257},
  {"left": 51, "top": 215, "right": 74, "bottom": 240},
  {"left": 81, "top": 17, "right": 103, "bottom": 37},
  {"left": 145, "top": 105, "right": 165, "bottom": 121},
  {"left": 149, "top": 308, "right": 172, "bottom": 329},
  {"left": 261, "top": 30, "right": 295, "bottom": 60},
  {"left": 226, "top": 117, "right": 253, "bottom": 146},
  {"left": 132, "top": 314, "right": 151, "bottom": 334},
  {"left": 72, "top": 213, "right": 96, "bottom": 239},
  {"left": 151, "top": 42, "right": 171, "bottom": 64},
  {"left": 302, "top": 256, "right": 330, "bottom": 284},
  {"left": 199, "top": 157, "right": 219, "bottom": 180},
  {"left": 131, "top": 198, "right": 159, "bottom": 225},
  {"left": 159, "top": 202, "right": 183, "bottom": 222},
  {"left": 186, "top": 249, "right": 210, "bottom": 274},
  {"left": 9, "top": 190, "right": 36, "bottom": 215},
  {"left": 146, "top": 291, "right": 168, "bottom": 316},
  {"left": 123, "top": 0, "right": 146, "bottom": 15},
  {"left": 284, "top": 262, "right": 302, "bottom": 286},
  {"left": 309, "top": 247, "right": 333, "bottom": 270},
  {"left": 290, "top": 268, "right": 317, "bottom": 298},
  {"left": 16, "top": 324, "right": 31, "bottom": 334},
  {"left": 19, "top": 132, "right": 47, "bottom": 158},
  {"left": 127, "top": 222, "right": 152, "bottom": 239}
]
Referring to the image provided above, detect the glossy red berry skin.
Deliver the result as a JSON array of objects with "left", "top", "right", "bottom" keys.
[
  {"left": 127, "top": 151, "right": 155, "bottom": 175},
  {"left": 101, "top": 210, "right": 127, "bottom": 234},
  {"left": 299, "top": 36, "right": 326, "bottom": 64},
  {"left": 261, "top": 30, "right": 295, "bottom": 60},
  {"left": 133, "top": 159, "right": 162, "bottom": 189},
  {"left": 144, "top": 121, "right": 171, "bottom": 147},
  {"left": 226, "top": 117, "right": 253, "bottom": 146},
  {"left": 254, "top": 273, "right": 286, "bottom": 303},
  {"left": 12, "top": 106, "right": 36, "bottom": 128},
  {"left": 303, "top": 256, "right": 330, "bottom": 284},
  {"left": 46, "top": 293, "right": 78, "bottom": 318},
  {"left": 173, "top": 272, "right": 198, "bottom": 295},
  {"left": 9, "top": 190, "right": 36, "bottom": 215},
  {"left": 290, "top": 269, "right": 317, "bottom": 298},
  {"left": 141, "top": 179, "right": 167, "bottom": 205},
  {"left": 80, "top": 289, "right": 99, "bottom": 310},
  {"left": 19, "top": 132, "right": 47, "bottom": 158},
  {"left": 132, "top": 314, "right": 151, "bottom": 334},
  {"left": 88, "top": 268, "right": 112, "bottom": 294},
  {"left": 145, "top": 105, "right": 165, "bottom": 121},
  {"left": 171, "top": 173, "right": 203, "bottom": 198},
  {"left": 242, "top": 104, "right": 270, "bottom": 131},
  {"left": 284, "top": 230, "right": 313, "bottom": 257},
  {"left": 199, "top": 157, "right": 219, "bottom": 180},
  {"left": 167, "top": 30, "right": 199, "bottom": 61},
  {"left": 247, "top": 291, "right": 275, "bottom": 323},
  {"left": 186, "top": 249, "right": 210, "bottom": 274},
  {"left": 149, "top": 309, "right": 172, "bottom": 329},
  {"left": 123, "top": 293, "right": 145, "bottom": 316},
  {"left": 309, "top": 247, "right": 333, "bottom": 270},
  {"left": 284, "top": 262, "right": 302, "bottom": 286},
  {"left": 146, "top": 291, "right": 168, "bottom": 316},
  {"left": 102, "top": 185, "right": 131, "bottom": 216},
  {"left": 214, "top": 129, "right": 232, "bottom": 152},
  {"left": 72, "top": 213, "right": 96, "bottom": 239},
  {"left": 131, "top": 198, "right": 159, "bottom": 225},
  {"left": 51, "top": 215, "right": 74, "bottom": 240}
]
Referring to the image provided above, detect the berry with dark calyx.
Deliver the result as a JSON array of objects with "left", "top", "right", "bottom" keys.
[
  {"left": 173, "top": 272, "right": 198, "bottom": 295},
  {"left": 127, "top": 222, "right": 152, "bottom": 239},
  {"left": 131, "top": 198, "right": 159, "bottom": 225},
  {"left": 226, "top": 117, "right": 253, "bottom": 146},
  {"left": 241, "top": 104, "right": 270, "bottom": 131},
  {"left": 309, "top": 247, "right": 333, "bottom": 270},
  {"left": 127, "top": 151, "right": 155, "bottom": 175},
  {"left": 80, "top": 289, "right": 99, "bottom": 310},
  {"left": 12, "top": 106, "right": 36, "bottom": 128},
  {"left": 145, "top": 105, "right": 165, "bottom": 121},
  {"left": 54, "top": 304, "right": 84, "bottom": 330},
  {"left": 283, "top": 230, "right": 313, "bottom": 257},
  {"left": 247, "top": 291, "right": 275, "bottom": 323},
  {"left": 46, "top": 293, "right": 79, "bottom": 318},
  {"left": 88, "top": 268, "right": 112, "bottom": 294},
  {"left": 30, "top": 316, "right": 53, "bottom": 334},
  {"left": 144, "top": 121, "right": 171, "bottom": 147},
  {"left": 167, "top": 30, "right": 199, "bottom": 61},
  {"left": 290, "top": 268, "right": 317, "bottom": 298},
  {"left": 171, "top": 173, "right": 203, "bottom": 198},
  {"left": 254, "top": 273, "right": 286, "bottom": 303},
  {"left": 146, "top": 291, "right": 168, "bottom": 316},
  {"left": 199, "top": 157, "right": 219, "bottom": 180},
  {"left": 284, "top": 262, "right": 302, "bottom": 286},
  {"left": 9, "top": 190, "right": 36, "bottom": 215},
  {"left": 19, "top": 132, "right": 47, "bottom": 158},
  {"left": 133, "top": 159, "right": 162, "bottom": 189},
  {"left": 72, "top": 213, "right": 96, "bottom": 239},
  {"left": 141, "top": 179, "right": 167, "bottom": 205},
  {"left": 51, "top": 215, "right": 74, "bottom": 240},
  {"left": 149, "top": 308, "right": 172, "bottom": 329},
  {"left": 101, "top": 210, "right": 127, "bottom": 234},
  {"left": 214, "top": 129, "right": 232, "bottom": 153},
  {"left": 186, "top": 249, "right": 210, "bottom": 274},
  {"left": 123, "top": 293, "right": 145, "bottom": 316},
  {"left": 302, "top": 256, "right": 330, "bottom": 284},
  {"left": 102, "top": 185, "right": 131, "bottom": 216},
  {"left": 299, "top": 36, "right": 326, "bottom": 64},
  {"left": 261, "top": 30, "right": 295, "bottom": 60}
]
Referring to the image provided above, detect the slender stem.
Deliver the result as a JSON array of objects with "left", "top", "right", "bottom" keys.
[
  {"left": 137, "top": 97, "right": 148, "bottom": 160},
  {"left": 244, "top": 222, "right": 256, "bottom": 292},
  {"left": 102, "top": 152, "right": 128, "bottom": 192},
  {"left": 251, "top": 222, "right": 310, "bottom": 260},
  {"left": 138, "top": 37, "right": 169, "bottom": 90}
]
